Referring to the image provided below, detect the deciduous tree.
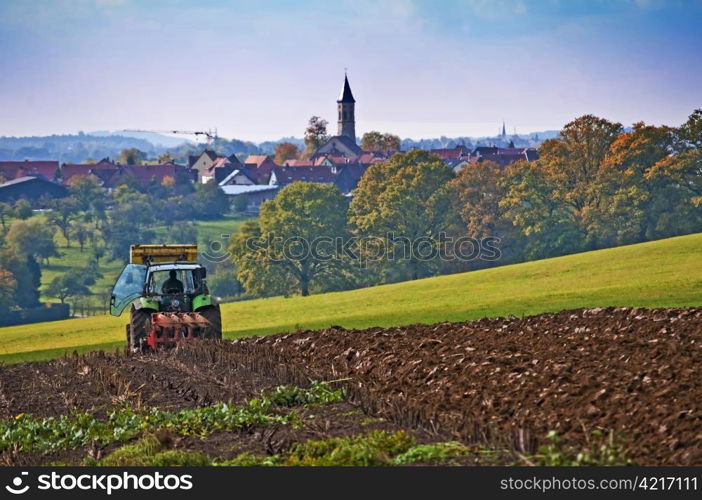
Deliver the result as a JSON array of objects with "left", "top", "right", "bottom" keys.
[
  {"left": 230, "top": 183, "right": 350, "bottom": 296},
  {"left": 5, "top": 219, "right": 59, "bottom": 266},
  {"left": 350, "top": 150, "right": 456, "bottom": 281},
  {"left": 303, "top": 116, "right": 329, "bottom": 158},
  {"left": 274, "top": 142, "right": 300, "bottom": 164},
  {"left": 119, "top": 148, "right": 145, "bottom": 165},
  {"left": 360, "top": 131, "right": 401, "bottom": 152}
]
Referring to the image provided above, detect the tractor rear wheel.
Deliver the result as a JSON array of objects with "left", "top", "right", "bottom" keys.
[
  {"left": 199, "top": 305, "right": 222, "bottom": 339},
  {"left": 129, "top": 307, "right": 154, "bottom": 352}
]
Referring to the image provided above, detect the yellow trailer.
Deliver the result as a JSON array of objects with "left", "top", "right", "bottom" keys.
[{"left": 130, "top": 244, "right": 198, "bottom": 265}]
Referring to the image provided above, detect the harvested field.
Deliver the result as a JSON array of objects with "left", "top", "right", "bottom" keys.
[{"left": 1, "top": 307, "right": 701, "bottom": 465}]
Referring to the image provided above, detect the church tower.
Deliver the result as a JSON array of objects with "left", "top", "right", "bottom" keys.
[{"left": 337, "top": 73, "right": 356, "bottom": 143}]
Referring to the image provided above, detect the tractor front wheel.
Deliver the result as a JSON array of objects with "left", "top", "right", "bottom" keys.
[
  {"left": 198, "top": 305, "right": 222, "bottom": 340},
  {"left": 129, "top": 307, "right": 154, "bottom": 352}
]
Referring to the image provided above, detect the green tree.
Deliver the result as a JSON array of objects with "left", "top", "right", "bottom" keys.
[
  {"left": 13, "top": 198, "right": 33, "bottom": 219},
  {"left": 646, "top": 109, "right": 702, "bottom": 207},
  {"left": 274, "top": 142, "right": 300, "bottom": 164},
  {"left": 500, "top": 159, "right": 584, "bottom": 259},
  {"left": 230, "top": 183, "right": 350, "bottom": 296},
  {"left": 0, "top": 251, "right": 41, "bottom": 308},
  {"left": 231, "top": 195, "right": 248, "bottom": 214},
  {"left": 72, "top": 223, "right": 93, "bottom": 252},
  {"left": 47, "top": 197, "right": 79, "bottom": 248},
  {"left": 68, "top": 176, "right": 103, "bottom": 211},
  {"left": 208, "top": 267, "right": 243, "bottom": 298},
  {"left": 360, "top": 131, "right": 401, "bottom": 152},
  {"left": 303, "top": 116, "right": 329, "bottom": 158},
  {"left": 187, "top": 181, "right": 229, "bottom": 219},
  {"left": 168, "top": 221, "right": 198, "bottom": 244},
  {"left": 157, "top": 152, "right": 175, "bottom": 163},
  {"left": 46, "top": 274, "right": 91, "bottom": 313},
  {"left": 350, "top": 150, "right": 456, "bottom": 281},
  {"left": 119, "top": 148, "right": 145, "bottom": 165},
  {"left": 5, "top": 219, "right": 59, "bottom": 266},
  {"left": 228, "top": 220, "right": 288, "bottom": 297},
  {"left": 92, "top": 244, "right": 106, "bottom": 265},
  {"left": 0, "top": 202, "right": 11, "bottom": 232}
]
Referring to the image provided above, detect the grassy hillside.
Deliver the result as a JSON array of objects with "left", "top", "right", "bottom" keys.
[{"left": 1, "top": 233, "right": 700, "bottom": 364}]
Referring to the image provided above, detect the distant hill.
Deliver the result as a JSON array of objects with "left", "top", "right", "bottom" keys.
[
  {"left": 0, "top": 130, "right": 560, "bottom": 164},
  {"left": 0, "top": 133, "right": 160, "bottom": 163},
  {"left": 89, "top": 130, "right": 190, "bottom": 148}
]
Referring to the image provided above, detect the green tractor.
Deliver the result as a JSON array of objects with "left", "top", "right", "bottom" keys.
[{"left": 110, "top": 244, "right": 222, "bottom": 352}]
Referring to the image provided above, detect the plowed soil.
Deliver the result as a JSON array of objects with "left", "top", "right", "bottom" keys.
[{"left": 2, "top": 307, "right": 701, "bottom": 465}]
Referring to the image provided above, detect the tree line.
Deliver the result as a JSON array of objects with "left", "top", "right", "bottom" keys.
[{"left": 227, "top": 110, "right": 702, "bottom": 298}]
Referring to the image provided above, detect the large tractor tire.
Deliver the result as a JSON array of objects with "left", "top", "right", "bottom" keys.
[
  {"left": 129, "top": 307, "right": 154, "bottom": 352},
  {"left": 198, "top": 305, "right": 222, "bottom": 340}
]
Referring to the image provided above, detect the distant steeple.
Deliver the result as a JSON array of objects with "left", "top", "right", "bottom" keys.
[
  {"left": 338, "top": 73, "right": 356, "bottom": 103},
  {"left": 501, "top": 121, "right": 506, "bottom": 137},
  {"left": 337, "top": 72, "right": 356, "bottom": 142}
]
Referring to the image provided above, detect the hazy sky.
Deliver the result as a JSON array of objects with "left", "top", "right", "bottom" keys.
[{"left": 1, "top": 0, "right": 701, "bottom": 142}]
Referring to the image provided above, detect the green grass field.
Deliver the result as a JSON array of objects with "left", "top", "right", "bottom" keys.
[{"left": 1, "top": 232, "right": 700, "bottom": 364}]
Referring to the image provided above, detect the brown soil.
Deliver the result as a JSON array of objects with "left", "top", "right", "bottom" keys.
[{"left": 1, "top": 307, "right": 701, "bottom": 465}]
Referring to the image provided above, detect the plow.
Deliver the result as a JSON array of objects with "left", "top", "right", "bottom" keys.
[
  {"left": 110, "top": 244, "right": 222, "bottom": 352},
  {"left": 145, "top": 312, "right": 211, "bottom": 350}
]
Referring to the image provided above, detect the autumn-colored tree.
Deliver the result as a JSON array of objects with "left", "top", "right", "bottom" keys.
[
  {"left": 360, "top": 131, "right": 401, "bottom": 152},
  {"left": 501, "top": 115, "right": 623, "bottom": 257},
  {"left": 350, "top": 150, "right": 456, "bottom": 281},
  {"left": 0, "top": 267, "right": 17, "bottom": 315},
  {"left": 600, "top": 122, "right": 678, "bottom": 242},
  {"left": 274, "top": 142, "right": 301, "bottom": 164},
  {"left": 448, "top": 160, "right": 522, "bottom": 265},
  {"left": 302, "top": 116, "right": 329, "bottom": 158},
  {"left": 161, "top": 175, "right": 176, "bottom": 189}
]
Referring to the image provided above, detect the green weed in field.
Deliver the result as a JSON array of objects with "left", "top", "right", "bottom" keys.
[
  {"left": 0, "top": 382, "right": 342, "bottom": 455},
  {"left": 393, "top": 441, "right": 469, "bottom": 464}
]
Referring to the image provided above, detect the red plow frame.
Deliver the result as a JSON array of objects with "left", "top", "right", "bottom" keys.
[{"left": 146, "top": 312, "right": 209, "bottom": 350}]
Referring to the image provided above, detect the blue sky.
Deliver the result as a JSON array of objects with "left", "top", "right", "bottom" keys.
[{"left": 0, "top": 0, "right": 700, "bottom": 141}]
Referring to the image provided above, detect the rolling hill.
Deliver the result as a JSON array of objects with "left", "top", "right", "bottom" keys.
[{"left": 0, "top": 232, "right": 700, "bottom": 364}]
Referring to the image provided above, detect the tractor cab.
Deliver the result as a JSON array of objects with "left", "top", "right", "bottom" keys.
[
  {"left": 110, "top": 244, "right": 222, "bottom": 352},
  {"left": 143, "top": 263, "right": 208, "bottom": 313}
]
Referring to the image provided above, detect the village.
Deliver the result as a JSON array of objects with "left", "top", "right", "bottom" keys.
[{"left": 0, "top": 75, "right": 538, "bottom": 213}]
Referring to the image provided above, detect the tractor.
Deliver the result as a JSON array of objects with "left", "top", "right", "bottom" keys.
[{"left": 110, "top": 244, "right": 222, "bottom": 352}]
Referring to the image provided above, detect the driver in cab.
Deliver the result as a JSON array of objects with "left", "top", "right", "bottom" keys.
[{"left": 162, "top": 270, "right": 184, "bottom": 294}]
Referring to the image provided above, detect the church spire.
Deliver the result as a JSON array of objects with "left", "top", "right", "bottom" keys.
[
  {"left": 337, "top": 72, "right": 356, "bottom": 142},
  {"left": 338, "top": 73, "right": 356, "bottom": 103},
  {"left": 501, "top": 121, "right": 506, "bottom": 137}
]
